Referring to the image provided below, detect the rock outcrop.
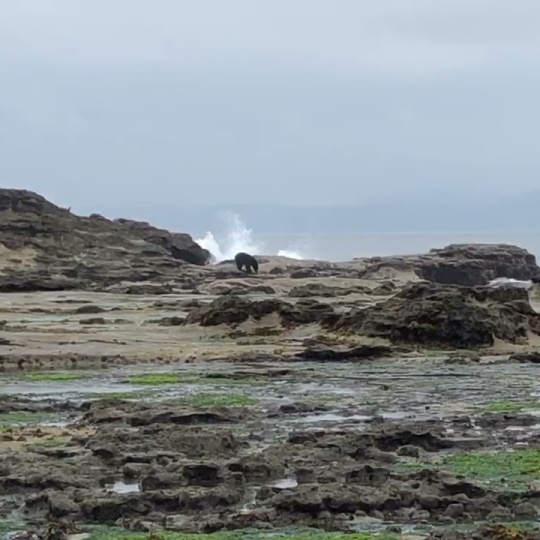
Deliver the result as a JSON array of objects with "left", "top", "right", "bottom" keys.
[
  {"left": 1, "top": 189, "right": 539, "bottom": 301},
  {"left": 114, "top": 218, "right": 208, "bottom": 266},
  {"left": 421, "top": 243, "right": 539, "bottom": 285},
  {"left": 185, "top": 295, "right": 335, "bottom": 327},
  {"left": 0, "top": 189, "right": 210, "bottom": 291},
  {"left": 358, "top": 244, "right": 539, "bottom": 286},
  {"left": 324, "top": 282, "right": 540, "bottom": 349},
  {"left": 294, "top": 343, "right": 393, "bottom": 361}
]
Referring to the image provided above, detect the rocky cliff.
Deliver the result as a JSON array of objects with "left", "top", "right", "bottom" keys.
[{"left": 0, "top": 189, "right": 210, "bottom": 291}]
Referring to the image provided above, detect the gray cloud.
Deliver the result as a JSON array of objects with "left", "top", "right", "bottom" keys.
[
  {"left": 0, "top": 1, "right": 539, "bottom": 213},
  {"left": 1, "top": 1, "right": 539, "bottom": 74}
]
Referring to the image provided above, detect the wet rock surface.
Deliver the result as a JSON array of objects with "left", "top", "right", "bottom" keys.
[
  {"left": 3, "top": 354, "right": 540, "bottom": 537},
  {"left": 185, "top": 295, "right": 335, "bottom": 328},
  {"left": 293, "top": 344, "right": 393, "bottom": 361},
  {"left": 3, "top": 191, "right": 540, "bottom": 538},
  {"left": 324, "top": 283, "right": 540, "bottom": 349}
]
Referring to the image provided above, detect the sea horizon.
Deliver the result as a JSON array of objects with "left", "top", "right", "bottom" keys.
[{"left": 244, "top": 230, "right": 540, "bottom": 262}]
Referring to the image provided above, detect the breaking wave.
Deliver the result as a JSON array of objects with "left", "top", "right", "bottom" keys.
[{"left": 195, "top": 212, "right": 306, "bottom": 263}]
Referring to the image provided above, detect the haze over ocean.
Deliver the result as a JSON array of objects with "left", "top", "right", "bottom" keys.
[{"left": 194, "top": 212, "right": 540, "bottom": 262}]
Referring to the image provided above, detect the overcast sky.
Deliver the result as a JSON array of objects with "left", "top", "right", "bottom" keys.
[{"left": 1, "top": 0, "right": 539, "bottom": 211}]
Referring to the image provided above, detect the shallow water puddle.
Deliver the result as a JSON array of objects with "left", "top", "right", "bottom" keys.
[
  {"left": 40, "top": 419, "right": 71, "bottom": 428},
  {"left": 299, "top": 412, "right": 373, "bottom": 423},
  {"left": 0, "top": 380, "right": 142, "bottom": 398},
  {"left": 106, "top": 480, "right": 141, "bottom": 494},
  {"left": 382, "top": 410, "right": 409, "bottom": 420},
  {"left": 6, "top": 358, "right": 540, "bottom": 420},
  {"left": 239, "top": 486, "right": 260, "bottom": 514},
  {"left": 270, "top": 477, "right": 298, "bottom": 489}
]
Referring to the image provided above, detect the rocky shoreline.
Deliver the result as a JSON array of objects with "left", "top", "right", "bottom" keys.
[{"left": 2, "top": 189, "right": 540, "bottom": 540}]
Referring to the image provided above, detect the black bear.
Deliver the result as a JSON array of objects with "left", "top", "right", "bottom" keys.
[{"left": 234, "top": 252, "right": 259, "bottom": 274}]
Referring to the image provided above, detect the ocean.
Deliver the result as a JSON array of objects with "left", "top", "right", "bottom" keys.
[
  {"left": 197, "top": 220, "right": 540, "bottom": 263},
  {"left": 257, "top": 231, "right": 540, "bottom": 261}
]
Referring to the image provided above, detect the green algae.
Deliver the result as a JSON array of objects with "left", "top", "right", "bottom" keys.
[
  {"left": 85, "top": 525, "right": 397, "bottom": 540},
  {"left": 484, "top": 401, "right": 540, "bottom": 413},
  {"left": 0, "top": 411, "right": 58, "bottom": 428},
  {"left": 175, "top": 392, "right": 258, "bottom": 407},
  {"left": 128, "top": 373, "right": 263, "bottom": 386},
  {"left": 397, "top": 449, "right": 540, "bottom": 490},
  {"left": 22, "top": 371, "right": 88, "bottom": 382}
]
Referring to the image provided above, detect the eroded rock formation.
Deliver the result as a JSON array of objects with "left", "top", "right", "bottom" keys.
[
  {"left": 357, "top": 243, "right": 539, "bottom": 287},
  {"left": 0, "top": 189, "right": 210, "bottom": 291},
  {"left": 324, "top": 282, "right": 540, "bottom": 349}
]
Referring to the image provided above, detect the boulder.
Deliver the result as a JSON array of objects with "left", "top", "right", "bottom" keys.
[
  {"left": 509, "top": 351, "right": 540, "bottom": 363},
  {"left": 0, "top": 189, "right": 210, "bottom": 291},
  {"left": 294, "top": 344, "right": 393, "bottom": 361},
  {"left": 421, "top": 243, "right": 539, "bottom": 285},
  {"left": 185, "top": 295, "right": 334, "bottom": 327},
  {"left": 201, "top": 280, "right": 276, "bottom": 296},
  {"left": 358, "top": 244, "right": 540, "bottom": 286},
  {"left": 288, "top": 283, "right": 365, "bottom": 298},
  {"left": 324, "top": 282, "right": 540, "bottom": 349}
]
